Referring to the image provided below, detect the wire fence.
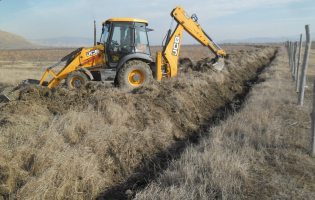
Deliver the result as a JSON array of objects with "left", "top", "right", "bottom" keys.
[{"left": 285, "top": 24, "right": 314, "bottom": 157}]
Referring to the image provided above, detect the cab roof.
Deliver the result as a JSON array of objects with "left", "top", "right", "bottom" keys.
[{"left": 102, "top": 18, "right": 148, "bottom": 25}]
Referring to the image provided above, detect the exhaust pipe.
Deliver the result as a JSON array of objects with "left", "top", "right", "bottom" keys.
[{"left": 94, "top": 20, "right": 96, "bottom": 46}]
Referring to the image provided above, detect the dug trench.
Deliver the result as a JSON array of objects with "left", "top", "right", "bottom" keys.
[
  {"left": 0, "top": 45, "right": 277, "bottom": 199},
  {"left": 98, "top": 48, "right": 278, "bottom": 199}
]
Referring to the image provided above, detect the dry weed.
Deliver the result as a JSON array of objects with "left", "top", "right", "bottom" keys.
[{"left": 134, "top": 47, "right": 315, "bottom": 199}]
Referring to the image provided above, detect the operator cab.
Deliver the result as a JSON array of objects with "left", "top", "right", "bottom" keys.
[{"left": 101, "top": 18, "right": 152, "bottom": 68}]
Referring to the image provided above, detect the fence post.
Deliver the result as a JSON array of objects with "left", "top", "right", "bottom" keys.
[
  {"left": 285, "top": 41, "right": 288, "bottom": 59},
  {"left": 296, "top": 34, "right": 303, "bottom": 92},
  {"left": 293, "top": 42, "right": 298, "bottom": 80},
  {"left": 289, "top": 41, "right": 292, "bottom": 72},
  {"left": 287, "top": 40, "right": 291, "bottom": 60},
  {"left": 298, "top": 25, "right": 311, "bottom": 106},
  {"left": 287, "top": 41, "right": 291, "bottom": 66},
  {"left": 311, "top": 77, "right": 315, "bottom": 157},
  {"left": 290, "top": 41, "right": 294, "bottom": 72}
]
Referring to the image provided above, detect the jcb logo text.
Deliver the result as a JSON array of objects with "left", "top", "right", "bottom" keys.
[
  {"left": 86, "top": 49, "right": 100, "bottom": 57},
  {"left": 172, "top": 36, "right": 180, "bottom": 56}
]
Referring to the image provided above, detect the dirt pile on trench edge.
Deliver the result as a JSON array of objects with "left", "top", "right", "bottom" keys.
[{"left": 0, "top": 46, "right": 277, "bottom": 199}]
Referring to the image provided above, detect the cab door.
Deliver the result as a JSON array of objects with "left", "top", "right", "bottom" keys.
[{"left": 106, "top": 22, "right": 134, "bottom": 68}]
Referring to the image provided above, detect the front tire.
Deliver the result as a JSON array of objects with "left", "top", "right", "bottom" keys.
[
  {"left": 65, "top": 71, "right": 89, "bottom": 89},
  {"left": 117, "top": 60, "right": 152, "bottom": 89}
]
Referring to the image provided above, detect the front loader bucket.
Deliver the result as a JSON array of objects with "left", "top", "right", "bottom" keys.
[
  {"left": 0, "top": 92, "right": 10, "bottom": 103},
  {"left": 212, "top": 57, "right": 224, "bottom": 72},
  {"left": 0, "top": 79, "right": 42, "bottom": 103},
  {"left": 0, "top": 86, "right": 18, "bottom": 102}
]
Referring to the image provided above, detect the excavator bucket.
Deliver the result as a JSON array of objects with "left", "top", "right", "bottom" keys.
[
  {"left": 206, "top": 56, "right": 224, "bottom": 72},
  {"left": 212, "top": 57, "right": 224, "bottom": 72},
  {"left": 0, "top": 89, "right": 10, "bottom": 103},
  {"left": 0, "top": 79, "right": 41, "bottom": 103}
]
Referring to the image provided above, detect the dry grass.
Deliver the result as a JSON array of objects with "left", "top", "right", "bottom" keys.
[
  {"left": 134, "top": 47, "right": 315, "bottom": 199},
  {"left": 0, "top": 68, "right": 44, "bottom": 85},
  {"left": 0, "top": 45, "right": 276, "bottom": 199}
]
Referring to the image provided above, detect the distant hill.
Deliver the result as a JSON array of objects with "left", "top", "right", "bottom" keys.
[
  {"left": 0, "top": 30, "right": 39, "bottom": 49},
  {"left": 30, "top": 37, "right": 94, "bottom": 48},
  {"left": 31, "top": 35, "right": 305, "bottom": 47},
  {"left": 3, "top": 31, "right": 312, "bottom": 49}
]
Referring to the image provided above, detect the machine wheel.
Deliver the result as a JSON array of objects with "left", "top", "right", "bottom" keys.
[
  {"left": 65, "top": 71, "right": 89, "bottom": 89},
  {"left": 117, "top": 60, "right": 152, "bottom": 89}
]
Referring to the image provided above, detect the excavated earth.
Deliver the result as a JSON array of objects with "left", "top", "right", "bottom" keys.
[{"left": 0, "top": 45, "right": 277, "bottom": 199}]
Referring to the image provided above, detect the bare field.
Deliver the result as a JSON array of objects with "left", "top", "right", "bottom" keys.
[
  {"left": 0, "top": 45, "right": 277, "bottom": 199},
  {"left": 0, "top": 48, "right": 75, "bottom": 86}
]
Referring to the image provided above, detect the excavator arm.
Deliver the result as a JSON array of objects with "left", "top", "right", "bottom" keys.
[{"left": 156, "top": 6, "right": 226, "bottom": 80}]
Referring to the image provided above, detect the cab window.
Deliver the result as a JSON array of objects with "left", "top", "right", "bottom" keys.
[
  {"left": 135, "top": 22, "right": 150, "bottom": 55},
  {"left": 110, "top": 23, "right": 132, "bottom": 55},
  {"left": 108, "top": 22, "right": 133, "bottom": 63}
]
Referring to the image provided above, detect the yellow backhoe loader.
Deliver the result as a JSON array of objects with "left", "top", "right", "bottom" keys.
[{"left": 0, "top": 6, "right": 226, "bottom": 102}]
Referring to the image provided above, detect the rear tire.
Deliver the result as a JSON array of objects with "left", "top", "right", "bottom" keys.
[
  {"left": 66, "top": 71, "right": 89, "bottom": 89},
  {"left": 117, "top": 60, "right": 152, "bottom": 89}
]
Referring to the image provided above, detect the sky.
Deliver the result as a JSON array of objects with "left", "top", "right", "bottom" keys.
[{"left": 0, "top": 0, "right": 314, "bottom": 45}]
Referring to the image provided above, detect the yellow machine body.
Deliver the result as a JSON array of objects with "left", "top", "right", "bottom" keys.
[
  {"left": 0, "top": 11, "right": 226, "bottom": 102},
  {"left": 38, "top": 10, "right": 226, "bottom": 88},
  {"left": 39, "top": 18, "right": 152, "bottom": 89},
  {"left": 155, "top": 6, "right": 226, "bottom": 80},
  {"left": 40, "top": 45, "right": 105, "bottom": 88}
]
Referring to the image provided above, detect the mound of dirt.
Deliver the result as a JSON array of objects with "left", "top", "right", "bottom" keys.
[
  {"left": 0, "top": 45, "right": 277, "bottom": 199},
  {"left": 178, "top": 57, "right": 219, "bottom": 73}
]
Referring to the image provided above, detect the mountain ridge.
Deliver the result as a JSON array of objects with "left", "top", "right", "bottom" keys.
[
  {"left": 1, "top": 29, "right": 313, "bottom": 49},
  {"left": 0, "top": 30, "right": 39, "bottom": 49},
  {"left": 30, "top": 37, "right": 94, "bottom": 48}
]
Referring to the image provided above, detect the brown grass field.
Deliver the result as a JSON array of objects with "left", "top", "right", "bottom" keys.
[{"left": 0, "top": 44, "right": 315, "bottom": 199}]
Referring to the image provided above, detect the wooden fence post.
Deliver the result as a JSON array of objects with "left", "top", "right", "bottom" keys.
[
  {"left": 298, "top": 25, "right": 311, "bottom": 106},
  {"left": 296, "top": 34, "right": 303, "bottom": 92}
]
